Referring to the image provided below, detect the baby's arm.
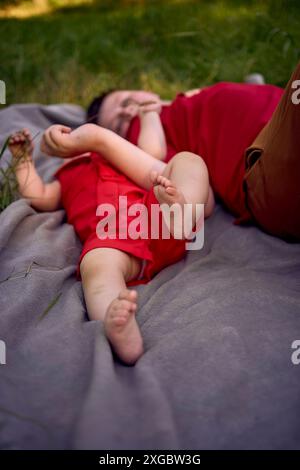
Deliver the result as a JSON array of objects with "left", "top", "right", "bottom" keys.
[
  {"left": 137, "top": 90, "right": 202, "bottom": 158},
  {"left": 9, "top": 129, "right": 62, "bottom": 212},
  {"left": 137, "top": 104, "right": 166, "bottom": 160},
  {"left": 41, "top": 123, "right": 166, "bottom": 191}
]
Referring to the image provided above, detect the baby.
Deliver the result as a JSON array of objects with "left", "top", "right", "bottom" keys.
[{"left": 8, "top": 104, "right": 214, "bottom": 365}]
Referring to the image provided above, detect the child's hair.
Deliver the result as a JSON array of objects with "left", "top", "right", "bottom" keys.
[{"left": 86, "top": 89, "right": 115, "bottom": 124}]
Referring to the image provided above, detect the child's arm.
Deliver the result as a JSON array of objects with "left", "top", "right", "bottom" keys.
[
  {"left": 41, "top": 123, "right": 166, "bottom": 190},
  {"left": 15, "top": 164, "right": 62, "bottom": 212},
  {"left": 9, "top": 129, "right": 62, "bottom": 212},
  {"left": 136, "top": 103, "right": 167, "bottom": 160}
]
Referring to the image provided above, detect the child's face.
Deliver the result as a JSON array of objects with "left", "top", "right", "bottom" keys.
[{"left": 98, "top": 90, "right": 160, "bottom": 137}]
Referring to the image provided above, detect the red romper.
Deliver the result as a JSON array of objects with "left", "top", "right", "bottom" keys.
[
  {"left": 54, "top": 153, "right": 186, "bottom": 285},
  {"left": 126, "top": 82, "right": 284, "bottom": 222}
]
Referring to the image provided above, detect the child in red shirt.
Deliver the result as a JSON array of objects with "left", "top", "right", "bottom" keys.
[
  {"left": 89, "top": 66, "right": 300, "bottom": 241},
  {"left": 95, "top": 84, "right": 283, "bottom": 224},
  {"left": 8, "top": 117, "right": 214, "bottom": 365}
]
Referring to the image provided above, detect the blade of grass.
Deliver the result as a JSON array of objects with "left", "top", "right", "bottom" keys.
[
  {"left": 0, "top": 130, "right": 41, "bottom": 212},
  {"left": 35, "top": 292, "right": 62, "bottom": 324},
  {"left": 0, "top": 136, "right": 10, "bottom": 160}
]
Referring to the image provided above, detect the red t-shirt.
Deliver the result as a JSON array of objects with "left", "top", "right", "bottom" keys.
[{"left": 126, "top": 82, "right": 283, "bottom": 221}]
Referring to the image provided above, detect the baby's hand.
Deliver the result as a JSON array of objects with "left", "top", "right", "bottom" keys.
[
  {"left": 120, "top": 92, "right": 162, "bottom": 121},
  {"left": 41, "top": 124, "right": 72, "bottom": 157},
  {"left": 138, "top": 99, "right": 162, "bottom": 116},
  {"left": 41, "top": 123, "right": 97, "bottom": 158},
  {"left": 133, "top": 91, "right": 161, "bottom": 105},
  {"left": 8, "top": 128, "right": 34, "bottom": 162}
]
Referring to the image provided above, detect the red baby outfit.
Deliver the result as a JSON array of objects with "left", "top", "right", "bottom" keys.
[
  {"left": 54, "top": 153, "right": 186, "bottom": 285},
  {"left": 126, "top": 82, "right": 284, "bottom": 222}
]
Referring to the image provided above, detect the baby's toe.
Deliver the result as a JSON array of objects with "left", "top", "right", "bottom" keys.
[
  {"left": 164, "top": 178, "right": 173, "bottom": 187},
  {"left": 113, "top": 315, "right": 127, "bottom": 327},
  {"left": 166, "top": 186, "right": 177, "bottom": 196},
  {"left": 160, "top": 176, "right": 172, "bottom": 188},
  {"left": 113, "top": 309, "right": 131, "bottom": 326},
  {"left": 118, "top": 289, "right": 138, "bottom": 303},
  {"left": 119, "top": 299, "right": 136, "bottom": 311}
]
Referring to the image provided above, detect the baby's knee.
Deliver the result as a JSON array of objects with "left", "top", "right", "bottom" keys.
[
  {"left": 80, "top": 249, "right": 104, "bottom": 284},
  {"left": 173, "top": 151, "right": 199, "bottom": 164},
  {"left": 173, "top": 151, "right": 207, "bottom": 170},
  {"left": 80, "top": 247, "right": 140, "bottom": 284}
]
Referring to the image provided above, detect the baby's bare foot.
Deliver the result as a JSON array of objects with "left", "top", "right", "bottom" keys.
[
  {"left": 151, "top": 170, "right": 187, "bottom": 238},
  {"left": 8, "top": 128, "right": 34, "bottom": 162},
  {"left": 104, "top": 289, "right": 143, "bottom": 365}
]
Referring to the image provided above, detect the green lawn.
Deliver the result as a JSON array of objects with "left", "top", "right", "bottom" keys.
[{"left": 0, "top": 0, "right": 300, "bottom": 108}]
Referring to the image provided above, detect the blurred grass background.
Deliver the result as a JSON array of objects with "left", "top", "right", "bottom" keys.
[{"left": 0, "top": 0, "right": 300, "bottom": 107}]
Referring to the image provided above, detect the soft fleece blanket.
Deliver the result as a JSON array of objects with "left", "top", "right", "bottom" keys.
[{"left": 0, "top": 103, "right": 299, "bottom": 450}]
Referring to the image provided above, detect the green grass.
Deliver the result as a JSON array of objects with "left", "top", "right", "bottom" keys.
[
  {"left": 0, "top": 0, "right": 300, "bottom": 108},
  {"left": 0, "top": 130, "right": 40, "bottom": 210}
]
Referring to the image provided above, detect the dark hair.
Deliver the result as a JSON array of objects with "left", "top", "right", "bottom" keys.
[{"left": 86, "top": 89, "right": 115, "bottom": 124}]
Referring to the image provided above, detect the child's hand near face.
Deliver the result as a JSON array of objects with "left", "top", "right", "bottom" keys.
[
  {"left": 138, "top": 100, "right": 162, "bottom": 116},
  {"left": 135, "top": 100, "right": 166, "bottom": 160},
  {"left": 119, "top": 96, "right": 162, "bottom": 123}
]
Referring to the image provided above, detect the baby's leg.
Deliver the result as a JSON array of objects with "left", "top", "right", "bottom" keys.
[
  {"left": 80, "top": 247, "right": 143, "bottom": 365},
  {"left": 151, "top": 151, "right": 214, "bottom": 238}
]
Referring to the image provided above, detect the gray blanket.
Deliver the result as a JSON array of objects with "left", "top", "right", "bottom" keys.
[{"left": 0, "top": 103, "right": 299, "bottom": 450}]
